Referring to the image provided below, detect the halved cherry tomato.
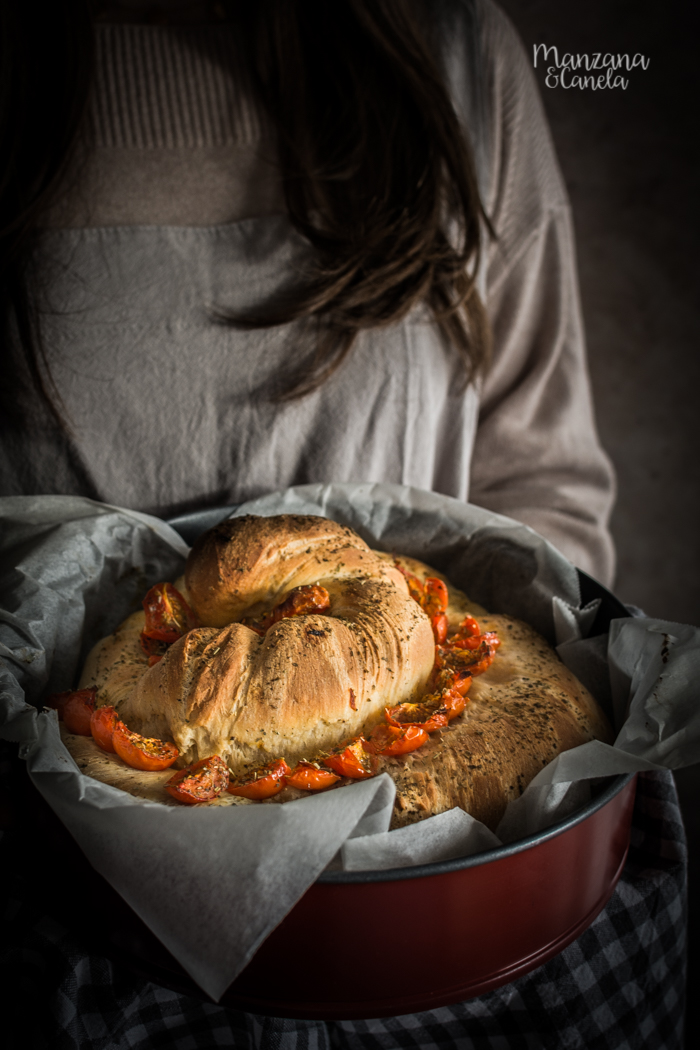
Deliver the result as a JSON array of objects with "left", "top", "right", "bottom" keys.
[
  {"left": 416, "top": 711, "right": 448, "bottom": 732},
  {"left": 50, "top": 687, "right": 97, "bottom": 735},
  {"left": 387, "top": 683, "right": 469, "bottom": 732},
  {"left": 385, "top": 698, "right": 448, "bottom": 733},
  {"left": 284, "top": 763, "right": 340, "bottom": 791},
  {"left": 140, "top": 583, "right": 196, "bottom": 656},
  {"left": 396, "top": 568, "right": 449, "bottom": 643},
  {"left": 444, "top": 614, "right": 483, "bottom": 650},
  {"left": 244, "top": 585, "right": 331, "bottom": 636},
  {"left": 47, "top": 687, "right": 96, "bottom": 719},
  {"left": 431, "top": 613, "right": 448, "bottom": 644},
  {"left": 456, "top": 613, "right": 481, "bottom": 637},
  {"left": 364, "top": 723, "right": 429, "bottom": 756},
  {"left": 166, "top": 755, "right": 229, "bottom": 804},
  {"left": 464, "top": 648, "right": 498, "bottom": 677},
  {"left": 322, "top": 738, "right": 377, "bottom": 779},
  {"left": 449, "top": 633, "right": 482, "bottom": 651},
  {"left": 112, "top": 722, "right": 179, "bottom": 771},
  {"left": 395, "top": 563, "right": 426, "bottom": 605},
  {"left": 46, "top": 689, "right": 76, "bottom": 720},
  {"left": 431, "top": 667, "right": 473, "bottom": 696},
  {"left": 440, "top": 689, "right": 468, "bottom": 721},
  {"left": 437, "top": 633, "right": 500, "bottom": 677},
  {"left": 463, "top": 633, "right": 500, "bottom": 676},
  {"left": 273, "top": 584, "right": 331, "bottom": 621},
  {"left": 423, "top": 577, "right": 448, "bottom": 615},
  {"left": 90, "top": 705, "right": 119, "bottom": 752},
  {"left": 227, "top": 758, "right": 291, "bottom": 799},
  {"left": 447, "top": 669, "right": 473, "bottom": 695}
]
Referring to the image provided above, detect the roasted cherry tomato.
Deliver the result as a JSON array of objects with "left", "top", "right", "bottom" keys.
[
  {"left": 46, "top": 689, "right": 75, "bottom": 720},
  {"left": 273, "top": 584, "right": 331, "bottom": 621},
  {"left": 437, "top": 633, "right": 500, "bottom": 677},
  {"left": 423, "top": 577, "right": 448, "bottom": 614},
  {"left": 463, "top": 645, "right": 498, "bottom": 677},
  {"left": 140, "top": 583, "right": 196, "bottom": 656},
  {"left": 364, "top": 722, "right": 429, "bottom": 756},
  {"left": 431, "top": 667, "right": 473, "bottom": 696},
  {"left": 227, "top": 758, "right": 292, "bottom": 799},
  {"left": 444, "top": 613, "right": 483, "bottom": 651},
  {"left": 244, "top": 585, "right": 331, "bottom": 636},
  {"left": 49, "top": 687, "right": 97, "bottom": 735},
  {"left": 147, "top": 654, "right": 163, "bottom": 668},
  {"left": 166, "top": 755, "right": 229, "bottom": 804},
  {"left": 284, "top": 763, "right": 340, "bottom": 791},
  {"left": 455, "top": 613, "right": 481, "bottom": 637},
  {"left": 386, "top": 683, "right": 469, "bottom": 732},
  {"left": 450, "top": 633, "right": 482, "bottom": 651},
  {"left": 447, "top": 669, "right": 473, "bottom": 695},
  {"left": 467, "top": 633, "right": 500, "bottom": 676},
  {"left": 395, "top": 563, "right": 426, "bottom": 605},
  {"left": 385, "top": 698, "right": 447, "bottom": 733},
  {"left": 440, "top": 688, "right": 468, "bottom": 721},
  {"left": 322, "top": 738, "right": 377, "bottom": 779},
  {"left": 431, "top": 612, "right": 448, "bottom": 644},
  {"left": 90, "top": 704, "right": 119, "bottom": 752},
  {"left": 112, "top": 722, "right": 179, "bottom": 771},
  {"left": 396, "top": 568, "right": 449, "bottom": 643}
]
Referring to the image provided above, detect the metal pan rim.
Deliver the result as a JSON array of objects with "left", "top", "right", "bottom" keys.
[{"left": 317, "top": 772, "right": 635, "bottom": 883}]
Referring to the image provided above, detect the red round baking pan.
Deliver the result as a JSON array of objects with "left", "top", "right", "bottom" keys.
[
  {"left": 12, "top": 506, "right": 636, "bottom": 1021},
  {"left": 229, "top": 774, "right": 636, "bottom": 1018},
  {"left": 18, "top": 761, "right": 636, "bottom": 1019},
  {"left": 127, "top": 505, "right": 633, "bottom": 1019}
]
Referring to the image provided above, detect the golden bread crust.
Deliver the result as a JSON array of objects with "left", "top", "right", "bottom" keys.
[
  {"left": 379, "top": 612, "right": 612, "bottom": 830},
  {"left": 186, "top": 514, "right": 387, "bottom": 626},
  {"left": 79, "top": 515, "right": 435, "bottom": 770}
]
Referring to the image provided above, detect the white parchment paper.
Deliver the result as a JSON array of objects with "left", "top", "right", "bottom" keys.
[{"left": 2, "top": 484, "right": 699, "bottom": 1001}]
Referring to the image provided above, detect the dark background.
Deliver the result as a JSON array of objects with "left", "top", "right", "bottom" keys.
[
  {"left": 498, "top": 1, "right": 699, "bottom": 1044},
  {"left": 498, "top": 0, "right": 699, "bottom": 626}
]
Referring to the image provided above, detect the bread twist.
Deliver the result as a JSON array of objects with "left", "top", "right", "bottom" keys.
[{"left": 80, "top": 515, "right": 436, "bottom": 771}]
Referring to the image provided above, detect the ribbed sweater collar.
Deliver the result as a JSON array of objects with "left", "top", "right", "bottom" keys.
[{"left": 89, "top": 23, "right": 266, "bottom": 148}]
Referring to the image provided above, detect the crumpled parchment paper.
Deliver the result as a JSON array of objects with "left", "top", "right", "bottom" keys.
[{"left": 1, "top": 484, "right": 699, "bottom": 1001}]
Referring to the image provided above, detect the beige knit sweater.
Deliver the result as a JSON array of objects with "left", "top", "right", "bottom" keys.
[{"left": 4, "top": 0, "right": 615, "bottom": 583}]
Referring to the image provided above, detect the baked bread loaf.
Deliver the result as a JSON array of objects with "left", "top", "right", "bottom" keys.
[
  {"left": 79, "top": 515, "right": 435, "bottom": 771},
  {"left": 71, "top": 515, "right": 613, "bottom": 830}
]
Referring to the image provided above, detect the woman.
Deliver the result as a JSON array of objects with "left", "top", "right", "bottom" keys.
[
  {"left": 0, "top": 0, "right": 614, "bottom": 582},
  {"left": 5, "top": 4, "right": 680, "bottom": 1050}
]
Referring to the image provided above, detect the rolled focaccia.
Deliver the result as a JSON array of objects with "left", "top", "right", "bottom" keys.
[
  {"left": 71, "top": 516, "right": 613, "bottom": 830},
  {"left": 79, "top": 515, "right": 436, "bottom": 770}
]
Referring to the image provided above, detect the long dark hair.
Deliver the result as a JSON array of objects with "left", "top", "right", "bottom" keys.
[
  {"left": 0, "top": 0, "right": 490, "bottom": 426},
  {"left": 0, "top": 0, "right": 94, "bottom": 428}
]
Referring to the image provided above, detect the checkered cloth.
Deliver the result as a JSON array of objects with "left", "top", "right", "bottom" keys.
[{"left": 0, "top": 771, "right": 686, "bottom": 1050}]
